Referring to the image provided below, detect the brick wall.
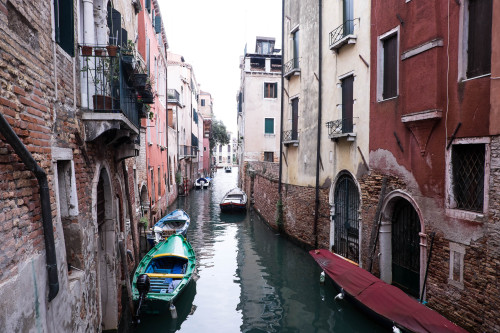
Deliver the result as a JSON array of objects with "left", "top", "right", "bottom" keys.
[{"left": 242, "top": 161, "right": 330, "bottom": 249}]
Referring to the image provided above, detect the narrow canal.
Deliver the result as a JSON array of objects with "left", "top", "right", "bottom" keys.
[{"left": 132, "top": 168, "right": 386, "bottom": 332}]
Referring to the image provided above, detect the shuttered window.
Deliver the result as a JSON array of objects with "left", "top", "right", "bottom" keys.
[
  {"left": 155, "top": 15, "right": 162, "bottom": 34},
  {"left": 382, "top": 34, "right": 397, "bottom": 99},
  {"left": 467, "top": 0, "right": 492, "bottom": 78},
  {"left": 145, "top": 0, "right": 151, "bottom": 13},
  {"left": 264, "top": 152, "right": 274, "bottom": 162},
  {"left": 265, "top": 118, "right": 274, "bottom": 134},
  {"left": 341, "top": 75, "right": 354, "bottom": 133},
  {"left": 54, "top": 0, "right": 74, "bottom": 56},
  {"left": 264, "top": 82, "right": 278, "bottom": 98},
  {"left": 291, "top": 98, "right": 299, "bottom": 140}
]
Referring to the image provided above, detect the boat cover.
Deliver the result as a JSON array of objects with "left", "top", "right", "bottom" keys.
[
  {"left": 310, "top": 249, "right": 467, "bottom": 333},
  {"left": 157, "top": 209, "right": 189, "bottom": 224}
]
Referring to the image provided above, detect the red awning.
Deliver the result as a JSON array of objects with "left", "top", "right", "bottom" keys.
[{"left": 310, "top": 249, "right": 468, "bottom": 333}]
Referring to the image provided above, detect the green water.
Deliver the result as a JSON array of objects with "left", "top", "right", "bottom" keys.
[{"left": 132, "top": 168, "right": 386, "bottom": 332}]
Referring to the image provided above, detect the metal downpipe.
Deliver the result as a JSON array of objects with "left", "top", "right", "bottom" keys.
[
  {"left": 0, "top": 112, "right": 59, "bottom": 301},
  {"left": 314, "top": 0, "right": 323, "bottom": 248}
]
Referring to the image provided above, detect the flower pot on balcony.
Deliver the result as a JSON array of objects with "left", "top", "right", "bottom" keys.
[
  {"left": 106, "top": 45, "right": 118, "bottom": 57},
  {"left": 92, "top": 95, "right": 113, "bottom": 111},
  {"left": 133, "top": 73, "right": 148, "bottom": 88},
  {"left": 94, "top": 49, "right": 104, "bottom": 56},
  {"left": 81, "top": 46, "right": 92, "bottom": 56}
]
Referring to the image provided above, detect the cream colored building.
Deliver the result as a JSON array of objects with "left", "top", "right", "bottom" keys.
[
  {"left": 281, "top": 0, "right": 370, "bottom": 261},
  {"left": 237, "top": 37, "right": 282, "bottom": 165}
]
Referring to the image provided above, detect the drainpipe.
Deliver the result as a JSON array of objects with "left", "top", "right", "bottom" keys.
[
  {"left": 0, "top": 113, "right": 59, "bottom": 301},
  {"left": 278, "top": 0, "right": 285, "bottom": 221},
  {"left": 313, "top": 0, "right": 323, "bottom": 248}
]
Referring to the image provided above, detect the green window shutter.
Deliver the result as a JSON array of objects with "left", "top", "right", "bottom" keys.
[
  {"left": 55, "top": 0, "right": 74, "bottom": 56},
  {"left": 155, "top": 15, "right": 162, "bottom": 33},
  {"left": 146, "top": 0, "right": 151, "bottom": 13},
  {"left": 265, "top": 118, "right": 274, "bottom": 134}
]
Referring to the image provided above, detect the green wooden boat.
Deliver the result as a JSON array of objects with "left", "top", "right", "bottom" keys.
[{"left": 132, "top": 234, "right": 196, "bottom": 316}]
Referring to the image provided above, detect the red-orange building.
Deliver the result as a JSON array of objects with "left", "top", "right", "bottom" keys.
[
  {"left": 366, "top": 1, "right": 500, "bottom": 331},
  {"left": 138, "top": 0, "right": 173, "bottom": 223}
]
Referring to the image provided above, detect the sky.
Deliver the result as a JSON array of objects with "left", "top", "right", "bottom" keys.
[{"left": 158, "top": 0, "right": 282, "bottom": 135}]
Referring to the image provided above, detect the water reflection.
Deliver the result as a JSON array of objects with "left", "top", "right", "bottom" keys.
[{"left": 132, "top": 167, "right": 385, "bottom": 332}]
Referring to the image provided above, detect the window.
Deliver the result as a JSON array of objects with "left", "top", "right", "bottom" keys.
[
  {"left": 341, "top": 75, "right": 354, "bottom": 133},
  {"left": 201, "top": 99, "right": 206, "bottom": 106},
  {"left": 382, "top": 33, "right": 398, "bottom": 99},
  {"left": 264, "top": 152, "right": 274, "bottom": 162},
  {"left": 466, "top": 0, "right": 492, "bottom": 78},
  {"left": 451, "top": 144, "right": 485, "bottom": 212},
  {"left": 219, "top": 145, "right": 222, "bottom": 152},
  {"left": 227, "top": 145, "right": 231, "bottom": 152},
  {"left": 264, "top": 82, "right": 278, "bottom": 98},
  {"left": 446, "top": 138, "right": 490, "bottom": 220},
  {"left": 448, "top": 243, "right": 465, "bottom": 290},
  {"left": 219, "top": 156, "right": 222, "bottom": 162},
  {"left": 158, "top": 167, "right": 161, "bottom": 197},
  {"left": 343, "top": 0, "right": 354, "bottom": 35},
  {"left": 151, "top": 169, "right": 155, "bottom": 202},
  {"left": 293, "top": 30, "right": 299, "bottom": 68},
  {"left": 265, "top": 118, "right": 275, "bottom": 134},
  {"left": 291, "top": 98, "right": 299, "bottom": 140},
  {"left": 54, "top": 0, "right": 74, "bottom": 56}
]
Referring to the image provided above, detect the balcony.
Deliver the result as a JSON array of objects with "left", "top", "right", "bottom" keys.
[
  {"left": 326, "top": 118, "right": 357, "bottom": 141},
  {"left": 80, "top": 46, "right": 142, "bottom": 160},
  {"left": 179, "top": 145, "right": 198, "bottom": 159},
  {"left": 283, "top": 58, "right": 300, "bottom": 79},
  {"left": 282, "top": 130, "right": 299, "bottom": 146},
  {"left": 167, "top": 89, "right": 181, "bottom": 106},
  {"left": 329, "top": 19, "right": 358, "bottom": 52}
]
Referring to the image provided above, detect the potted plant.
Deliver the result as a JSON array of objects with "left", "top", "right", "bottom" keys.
[
  {"left": 81, "top": 45, "right": 92, "bottom": 56},
  {"left": 82, "top": 57, "right": 119, "bottom": 111},
  {"left": 106, "top": 45, "right": 118, "bottom": 57}
]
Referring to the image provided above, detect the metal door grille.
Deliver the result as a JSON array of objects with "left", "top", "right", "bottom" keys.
[
  {"left": 334, "top": 175, "right": 359, "bottom": 262},
  {"left": 452, "top": 144, "right": 485, "bottom": 212},
  {"left": 97, "top": 174, "right": 105, "bottom": 226},
  {"left": 392, "top": 199, "right": 420, "bottom": 297}
]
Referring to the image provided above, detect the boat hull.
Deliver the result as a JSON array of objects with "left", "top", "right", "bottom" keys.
[
  {"left": 219, "top": 202, "right": 246, "bottom": 212},
  {"left": 133, "top": 234, "right": 196, "bottom": 315}
]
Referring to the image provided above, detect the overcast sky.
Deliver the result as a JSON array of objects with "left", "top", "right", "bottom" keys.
[{"left": 159, "top": 0, "right": 282, "bottom": 134}]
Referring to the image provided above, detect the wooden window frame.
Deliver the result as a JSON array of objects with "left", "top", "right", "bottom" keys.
[{"left": 377, "top": 27, "right": 399, "bottom": 102}]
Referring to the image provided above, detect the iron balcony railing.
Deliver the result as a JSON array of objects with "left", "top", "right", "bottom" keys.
[
  {"left": 282, "top": 129, "right": 299, "bottom": 143},
  {"left": 167, "top": 89, "right": 181, "bottom": 104},
  {"left": 81, "top": 47, "right": 139, "bottom": 128},
  {"left": 329, "top": 19, "right": 358, "bottom": 48},
  {"left": 283, "top": 58, "right": 299, "bottom": 76},
  {"left": 326, "top": 118, "right": 356, "bottom": 137},
  {"left": 179, "top": 145, "right": 198, "bottom": 157}
]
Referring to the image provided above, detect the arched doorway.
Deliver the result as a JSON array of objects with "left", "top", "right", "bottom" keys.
[
  {"left": 332, "top": 174, "right": 360, "bottom": 263},
  {"left": 391, "top": 198, "right": 421, "bottom": 297},
  {"left": 96, "top": 168, "right": 118, "bottom": 329}
]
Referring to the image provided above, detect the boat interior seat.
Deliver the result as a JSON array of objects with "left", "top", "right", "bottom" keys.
[{"left": 146, "top": 257, "right": 188, "bottom": 274}]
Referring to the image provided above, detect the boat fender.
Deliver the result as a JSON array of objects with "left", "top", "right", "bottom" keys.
[
  {"left": 320, "top": 271, "right": 325, "bottom": 284},
  {"left": 334, "top": 288, "right": 344, "bottom": 301},
  {"left": 392, "top": 325, "right": 401, "bottom": 333},
  {"left": 170, "top": 303, "right": 178, "bottom": 319}
]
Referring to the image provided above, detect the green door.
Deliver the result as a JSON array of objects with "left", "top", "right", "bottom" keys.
[{"left": 391, "top": 199, "right": 420, "bottom": 297}]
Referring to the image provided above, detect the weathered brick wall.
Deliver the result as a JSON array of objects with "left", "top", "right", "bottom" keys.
[
  {"left": 242, "top": 161, "right": 330, "bottom": 249},
  {"left": 359, "top": 166, "right": 500, "bottom": 332},
  {"left": 0, "top": 0, "right": 55, "bottom": 279}
]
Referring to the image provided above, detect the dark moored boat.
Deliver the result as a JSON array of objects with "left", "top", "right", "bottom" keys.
[
  {"left": 310, "top": 249, "right": 467, "bottom": 333},
  {"left": 224, "top": 166, "right": 232, "bottom": 173},
  {"left": 219, "top": 188, "right": 247, "bottom": 212}
]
